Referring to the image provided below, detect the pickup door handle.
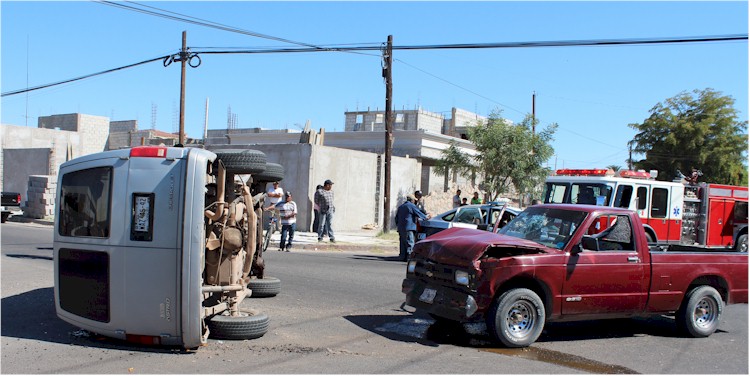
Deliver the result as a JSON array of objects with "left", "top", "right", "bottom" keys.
[{"left": 627, "top": 256, "right": 640, "bottom": 263}]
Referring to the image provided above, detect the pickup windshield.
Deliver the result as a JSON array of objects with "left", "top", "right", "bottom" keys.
[{"left": 497, "top": 207, "right": 588, "bottom": 250}]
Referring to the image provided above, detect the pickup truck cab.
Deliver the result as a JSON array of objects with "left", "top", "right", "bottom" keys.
[
  {"left": 402, "top": 204, "right": 748, "bottom": 347},
  {"left": 1, "top": 191, "right": 22, "bottom": 223}
]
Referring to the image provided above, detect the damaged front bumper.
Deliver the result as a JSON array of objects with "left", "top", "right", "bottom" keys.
[{"left": 402, "top": 278, "right": 480, "bottom": 322}]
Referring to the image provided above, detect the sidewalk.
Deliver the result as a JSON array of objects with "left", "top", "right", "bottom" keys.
[
  {"left": 8, "top": 215, "right": 399, "bottom": 255},
  {"left": 265, "top": 229, "right": 399, "bottom": 254}
]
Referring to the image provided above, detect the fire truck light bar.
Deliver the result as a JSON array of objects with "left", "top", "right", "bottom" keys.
[
  {"left": 619, "top": 170, "right": 652, "bottom": 179},
  {"left": 555, "top": 169, "right": 611, "bottom": 176},
  {"left": 130, "top": 146, "right": 167, "bottom": 158}
]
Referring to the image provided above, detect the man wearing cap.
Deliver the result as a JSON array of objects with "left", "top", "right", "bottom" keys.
[
  {"left": 276, "top": 191, "right": 298, "bottom": 252},
  {"left": 414, "top": 190, "right": 427, "bottom": 215},
  {"left": 395, "top": 194, "right": 428, "bottom": 261},
  {"left": 315, "top": 179, "right": 336, "bottom": 243}
]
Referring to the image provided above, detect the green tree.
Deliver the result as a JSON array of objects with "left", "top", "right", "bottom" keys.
[
  {"left": 606, "top": 164, "right": 622, "bottom": 172},
  {"left": 628, "top": 89, "right": 748, "bottom": 185},
  {"left": 435, "top": 139, "right": 474, "bottom": 180},
  {"left": 467, "top": 111, "right": 557, "bottom": 201}
]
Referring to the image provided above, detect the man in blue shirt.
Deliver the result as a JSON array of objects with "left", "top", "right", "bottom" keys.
[{"left": 395, "top": 194, "right": 429, "bottom": 261}]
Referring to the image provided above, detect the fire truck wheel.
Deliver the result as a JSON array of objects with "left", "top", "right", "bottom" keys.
[
  {"left": 214, "top": 149, "right": 267, "bottom": 175},
  {"left": 247, "top": 276, "right": 281, "bottom": 298},
  {"left": 486, "top": 288, "right": 546, "bottom": 348},
  {"left": 676, "top": 285, "right": 723, "bottom": 338},
  {"left": 208, "top": 309, "right": 269, "bottom": 340},
  {"left": 253, "top": 163, "right": 285, "bottom": 183},
  {"left": 735, "top": 234, "right": 747, "bottom": 252}
]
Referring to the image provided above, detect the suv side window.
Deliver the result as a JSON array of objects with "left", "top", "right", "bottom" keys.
[
  {"left": 59, "top": 167, "right": 112, "bottom": 238},
  {"left": 455, "top": 208, "right": 481, "bottom": 224}
]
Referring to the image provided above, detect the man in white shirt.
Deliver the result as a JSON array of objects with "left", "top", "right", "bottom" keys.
[
  {"left": 265, "top": 181, "right": 284, "bottom": 231},
  {"left": 276, "top": 191, "right": 298, "bottom": 252}
]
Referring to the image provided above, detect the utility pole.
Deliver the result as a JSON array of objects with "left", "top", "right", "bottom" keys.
[
  {"left": 382, "top": 35, "right": 393, "bottom": 233},
  {"left": 532, "top": 91, "right": 536, "bottom": 135},
  {"left": 178, "top": 31, "right": 187, "bottom": 145}
]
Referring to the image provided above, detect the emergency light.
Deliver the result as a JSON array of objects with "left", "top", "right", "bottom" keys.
[{"left": 555, "top": 169, "right": 612, "bottom": 176}]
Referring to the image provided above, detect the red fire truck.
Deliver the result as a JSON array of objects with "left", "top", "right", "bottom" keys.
[{"left": 543, "top": 168, "right": 748, "bottom": 251}]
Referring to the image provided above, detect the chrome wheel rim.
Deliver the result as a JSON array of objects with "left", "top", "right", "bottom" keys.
[
  {"left": 505, "top": 300, "right": 535, "bottom": 338},
  {"left": 693, "top": 297, "right": 718, "bottom": 329}
]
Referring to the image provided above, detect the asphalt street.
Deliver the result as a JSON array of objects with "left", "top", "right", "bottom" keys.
[{"left": 1, "top": 221, "right": 747, "bottom": 374}]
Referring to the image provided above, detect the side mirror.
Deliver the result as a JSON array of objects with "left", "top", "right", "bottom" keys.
[{"left": 580, "top": 235, "right": 599, "bottom": 252}]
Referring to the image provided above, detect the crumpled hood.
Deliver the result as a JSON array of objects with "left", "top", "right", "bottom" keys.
[{"left": 413, "top": 227, "right": 555, "bottom": 265}]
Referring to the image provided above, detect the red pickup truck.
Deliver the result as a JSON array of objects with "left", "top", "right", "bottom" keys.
[{"left": 402, "top": 204, "right": 748, "bottom": 347}]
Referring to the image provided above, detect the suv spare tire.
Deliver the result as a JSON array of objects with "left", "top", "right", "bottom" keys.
[
  {"left": 254, "top": 163, "right": 285, "bottom": 183},
  {"left": 214, "top": 149, "right": 267, "bottom": 174}
]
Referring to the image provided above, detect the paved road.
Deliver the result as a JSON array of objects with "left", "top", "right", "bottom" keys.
[{"left": 1, "top": 222, "right": 747, "bottom": 374}]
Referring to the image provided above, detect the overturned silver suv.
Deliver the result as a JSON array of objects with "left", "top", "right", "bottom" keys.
[{"left": 54, "top": 146, "right": 278, "bottom": 348}]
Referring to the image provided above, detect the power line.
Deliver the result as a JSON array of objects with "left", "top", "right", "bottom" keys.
[
  {"left": 4, "top": 34, "right": 746, "bottom": 97},
  {"left": 96, "top": 1, "right": 328, "bottom": 50},
  {"left": 1, "top": 54, "right": 170, "bottom": 97}
]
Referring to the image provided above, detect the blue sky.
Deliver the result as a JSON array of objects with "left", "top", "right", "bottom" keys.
[{"left": 2, "top": 1, "right": 747, "bottom": 169}]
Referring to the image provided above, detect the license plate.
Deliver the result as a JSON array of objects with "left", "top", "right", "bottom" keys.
[
  {"left": 419, "top": 288, "right": 437, "bottom": 304},
  {"left": 134, "top": 196, "right": 151, "bottom": 232}
]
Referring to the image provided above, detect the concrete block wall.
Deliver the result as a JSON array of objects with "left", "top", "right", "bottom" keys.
[
  {"left": 38, "top": 113, "right": 109, "bottom": 156},
  {"left": 25, "top": 175, "right": 57, "bottom": 219}
]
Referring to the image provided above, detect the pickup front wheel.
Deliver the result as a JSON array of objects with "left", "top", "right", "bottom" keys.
[
  {"left": 487, "top": 288, "right": 546, "bottom": 347},
  {"left": 677, "top": 286, "right": 723, "bottom": 338}
]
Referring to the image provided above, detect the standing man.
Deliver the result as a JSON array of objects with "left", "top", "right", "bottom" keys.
[
  {"left": 312, "top": 184, "right": 323, "bottom": 233},
  {"left": 315, "top": 179, "right": 336, "bottom": 243},
  {"left": 452, "top": 189, "right": 462, "bottom": 208},
  {"left": 276, "top": 191, "right": 297, "bottom": 252},
  {"left": 395, "top": 194, "right": 428, "bottom": 261},
  {"left": 414, "top": 190, "right": 427, "bottom": 215},
  {"left": 265, "top": 181, "right": 284, "bottom": 231}
]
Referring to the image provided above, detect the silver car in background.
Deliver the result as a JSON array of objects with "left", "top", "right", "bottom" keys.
[{"left": 417, "top": 202, "right": 521, "bottom": 240}]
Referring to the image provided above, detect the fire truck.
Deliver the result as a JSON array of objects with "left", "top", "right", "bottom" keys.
[{"left": 543, "top": 168, "right": 748, "bottom": 251}]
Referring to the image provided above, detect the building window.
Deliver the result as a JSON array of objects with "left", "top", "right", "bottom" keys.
[
  {"left": 396, "top": 114, "right": 404, "bottom": 123},
  {"left": 376, "top": 114, "right": 384, "bottom": 123},
  {"left": 356, "top": 114, "right": 363, "bottom": 124}
]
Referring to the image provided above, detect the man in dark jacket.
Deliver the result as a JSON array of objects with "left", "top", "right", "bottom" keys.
[{"left": 395, "top": 194, "right": 428, "bottom": 261}]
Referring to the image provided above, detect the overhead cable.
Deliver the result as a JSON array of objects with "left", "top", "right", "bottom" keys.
[{"left": 1, "top": 55, "right": 170, "bottom": 97}]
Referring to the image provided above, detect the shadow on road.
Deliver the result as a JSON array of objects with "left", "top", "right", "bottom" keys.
[
  {"left": 348, "top": 254, "right": 405, "bottom": 262},
  {"left": 345, "top": 312, "right": 687, "bottom": 349},
  {"left": 1, "top": 287, "right": 190, "bottom": 354},
  {"left": 6, "top": 254, "right": 53, "bottom": 261}
]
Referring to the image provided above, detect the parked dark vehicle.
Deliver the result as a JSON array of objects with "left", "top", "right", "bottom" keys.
[
  {"left": 1, "top": 191, "right": 22, "bottom": 223},
  {"left": 403, "top": 204, "right": 748, "bottom": 347},
  {"left": 417, "top": 202, "right": 520, "bottom": 240}
]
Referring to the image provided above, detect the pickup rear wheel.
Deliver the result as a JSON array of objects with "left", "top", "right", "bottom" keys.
[
  {"left": 208, "top": 309, "right": 269, "bottom": 340},
  {"left": 676, "top": 286, "right": 723, "bottom": 338},
  {"left": 487, "top": 288, "right": 545, "bottom": 348}
]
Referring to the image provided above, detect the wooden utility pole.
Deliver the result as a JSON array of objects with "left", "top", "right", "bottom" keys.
[
  {"left": 383, "top": 35, "right": 394, "bottom": 233},
  {"left": 178, "top": 31, "right": 187, "bottom": 145}
]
